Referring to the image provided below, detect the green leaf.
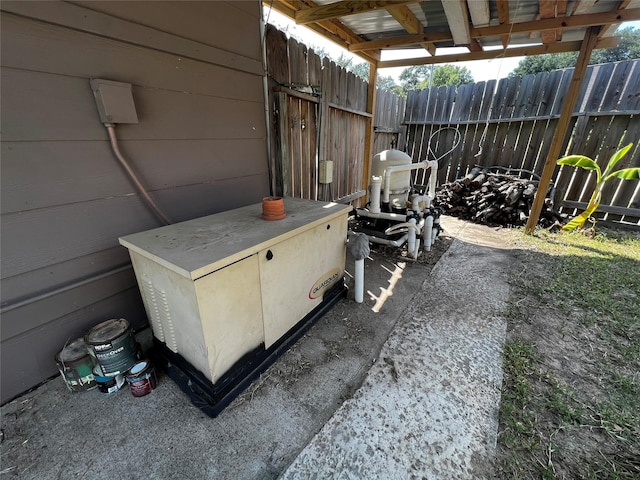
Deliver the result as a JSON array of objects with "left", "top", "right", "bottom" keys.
[
  {"left": 603, "top": 143, "right": 633, "bottom": 178},
  {"left": 557, "top": 155, "right": 600, "bottom": 171},
  {"left": 605, "top": 167, "right": 640, "bottom": 181}
]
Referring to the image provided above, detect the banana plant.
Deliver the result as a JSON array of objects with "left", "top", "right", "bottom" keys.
[{"left": 557, "top": 143, "right": 639, "bottom": 232}]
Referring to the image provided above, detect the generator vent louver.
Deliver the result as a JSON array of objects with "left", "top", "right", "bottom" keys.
[{"left": 141, "top": 276, "right": 177, "bottom": 352}]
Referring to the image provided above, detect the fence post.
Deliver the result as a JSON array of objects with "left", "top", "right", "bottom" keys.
[
  {"left": 363, "top": 62, "right": 378, "bottom": 206},
  {"left": 525, "top": 26, "right": 600, "bottom": 234}
]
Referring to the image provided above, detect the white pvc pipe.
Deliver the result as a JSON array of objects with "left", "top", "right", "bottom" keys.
[
  {"left": 384, "top": 219, "right": 423, "bottom": 236},
  {"left": 369, "top": 176, "right": 382, "bottom": 214},
  {"left": 382, "top": 161, "right": 429, "bottom": 204},
  {"left": 412, "top": 238, "right": 421, "bottom": 260},
  {"left": 407, "top": 218, "right": 417, "bottom": 258},
  {"left": 411, "top": 195, "right": 422, "bottom": 212},
  {"left": 355, "top": 258, "right": 364, "bottom": 303},
  {"left": 380, "top": 159, "right": 440, "bottom": 205},
  {"left": 367, "top": 233, "right": 408, "bottom": 247},
  {"left": 427, "top": 160, "right": 439, "bottom": 199},
  {"left": 355, "top": 208, "right": 407, "bottom": 222},
  {"left": 423, "top": 215, "right": 434, "bottom": 252},
  {"left": 410, "top": 194, "right": 431, "bottom": 213}
]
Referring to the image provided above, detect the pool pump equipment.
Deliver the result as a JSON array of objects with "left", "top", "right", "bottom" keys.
[{"left": 352, "top": 149, "right": 445, "bottom": 260}]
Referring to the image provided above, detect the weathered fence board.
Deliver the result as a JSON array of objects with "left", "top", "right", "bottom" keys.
[
  {"left": 266, "top": 25, "right": 400, "bottom": 205},
  {"left": 268, "top": 22, "right": 638, "bottom": 226},
  {"left": 373, "top": 89, "right": 406, "bottom": 154},
  {"left": 405, "top": 59, "right": 640, "bottom": 226}
]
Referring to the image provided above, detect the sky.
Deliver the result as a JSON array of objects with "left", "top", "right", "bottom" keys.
[{"left": 263, "top": 7, "right": 640, "bottom": 84}]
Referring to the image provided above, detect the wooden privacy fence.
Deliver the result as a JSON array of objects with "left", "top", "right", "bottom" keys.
[
  {"left": 265, "top": 24, "right": 405, "bottom": 204},
  {"left": 404, "top": 59, "right": 640, "bottom": 226}
]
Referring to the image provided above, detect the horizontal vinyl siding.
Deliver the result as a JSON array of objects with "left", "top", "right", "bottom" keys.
[
  {"left": 0, "top": 0, "right": 270, "bottom": 403},
  {"left": 1, "top": 13, "right": 264, "bottom": 102},
  {"left": 1, "top": 138, "right": 268, "bottom": 214},
  {"left": 1, "top": 68, "right": 266, "bottom": 142},
  {"left": 74, "top": 1, "right": 263, "bottom": 60},
  {"left": 1, "top": 247, "right": 129, "bottom": 304}
]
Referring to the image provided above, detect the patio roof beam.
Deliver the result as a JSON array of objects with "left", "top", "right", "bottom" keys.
[
  {"left": 539, "top": 0, "right": 559, "bottom": 43},
  {"left": 377, "top": 36, "right": 617, "bottom": 67},
  {"left": 598, "top": 0, "right": 636, "bottom": 38},
  {"left": 468, "top": 38, "right": 483, "bottom": 52},
  {"left": 294, "top": 0, "right": 421, "bottom": 25},
  {"left": 268, "top": 0, "right": 381, "bottom": 63},
  {"left": 474, "top": 8, "right": 640, "bottom": 37},
  {"left": 386, "top": 4, "right": 437, "bottom": 55},
  {"left": 349, "top": 32, "right": 452, "bottom": 51},
  {"left": 467, "top": 0, "right": 490, "bottom": 27},
  {"left": 348, "top": 7, "right": 640, "bottom": 52},
  {"left": 441, "top": 0, "right": 472, "bottom": 45},
  {"left": 496, "top": 0, "right": 510, "bottom": 47},
  {"left": 525, "top": 26, "right": 601, "bottom": 234}
]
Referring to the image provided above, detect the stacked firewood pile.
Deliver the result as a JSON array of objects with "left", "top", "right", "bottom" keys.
[{"left": 434, "top": 166, "right": 563, "bottom": 227}]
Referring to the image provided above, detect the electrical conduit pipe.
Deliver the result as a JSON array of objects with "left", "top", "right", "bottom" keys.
[{"left": 105, "top": 124, "right": 171, "bottom": 225}]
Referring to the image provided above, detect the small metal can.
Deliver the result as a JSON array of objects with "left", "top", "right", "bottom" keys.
[{"left": 125, "top": 360, "right": 157, "bottom": 397}]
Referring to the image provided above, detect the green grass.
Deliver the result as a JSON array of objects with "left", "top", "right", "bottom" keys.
[{"left": 498, "top": 227, "right": 640, "bottom": 479}]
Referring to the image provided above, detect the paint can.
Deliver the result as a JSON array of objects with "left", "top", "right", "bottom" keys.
[
  {"left": 125, "top": 360, "right": 157, "bottom": 397},
  {"left": 93, "top": 366, "right": 125, "bottom": 395},
  {"left": 55, "top": 338, "right": 96, "bottom": 392},
  {"left": 85, "top": 318, "right": 139, "bottom": 376}
]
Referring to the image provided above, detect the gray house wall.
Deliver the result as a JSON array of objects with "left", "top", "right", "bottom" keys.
[{"left": 0, "top": 0, "right": 270, "bottom": 403}]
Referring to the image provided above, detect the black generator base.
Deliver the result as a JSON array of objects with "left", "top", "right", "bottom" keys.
[{"left": 149, "top": 281, "right": 347, "bottom": 418}]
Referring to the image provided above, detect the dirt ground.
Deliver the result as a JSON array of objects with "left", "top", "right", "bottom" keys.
[{"left": 492, "top": 227, "right": 640, "bottom": 479}]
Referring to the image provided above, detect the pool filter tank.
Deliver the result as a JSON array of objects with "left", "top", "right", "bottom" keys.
[{"left": 370, "top": 150, "right": 412, "bottom": 210}]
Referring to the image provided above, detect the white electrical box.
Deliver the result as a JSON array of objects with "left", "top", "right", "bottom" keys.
[{"left": 119, "top": 198, "right": 350, "bottom": 396}]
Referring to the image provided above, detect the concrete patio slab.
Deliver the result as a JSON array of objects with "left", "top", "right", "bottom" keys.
[{"left": 281, "top": 230, "right": 511, "bottom": 479}]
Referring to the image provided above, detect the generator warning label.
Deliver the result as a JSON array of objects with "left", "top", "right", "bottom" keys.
[{"left": 309, "top": 268, "right": 342, "bottom": 299}]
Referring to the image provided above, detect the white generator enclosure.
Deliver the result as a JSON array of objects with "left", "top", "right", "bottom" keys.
[{"left": 119, "top": 198, "right": 350, "bottom": 415}]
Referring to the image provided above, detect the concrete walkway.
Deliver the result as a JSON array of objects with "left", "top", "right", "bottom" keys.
[
  {"left": 282, "top": 221, "right": 511, "bottom": 479},
  {"left": 0, "top": 218, "right": 513, "bottom": 479}
]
